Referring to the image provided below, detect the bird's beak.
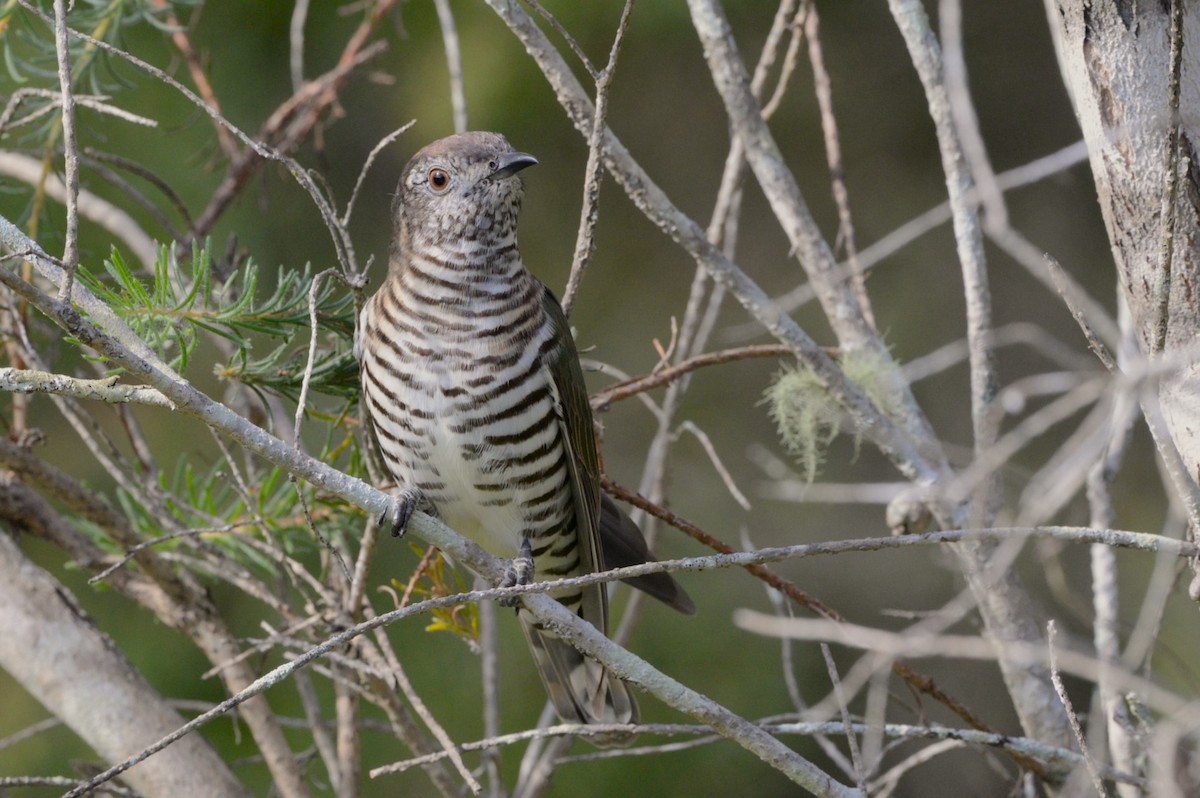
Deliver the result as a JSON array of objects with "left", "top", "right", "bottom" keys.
[{"left": 489, "top": 151, "right": 539, "bottom": 180}]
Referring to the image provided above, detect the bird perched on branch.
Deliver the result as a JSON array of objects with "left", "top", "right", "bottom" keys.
[{"left": 356, "top": 131, "right": 694, "bottom": 731}]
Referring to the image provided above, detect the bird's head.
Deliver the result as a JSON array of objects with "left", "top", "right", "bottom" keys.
[{"left": 392, "top": 131, "right": 538, "bottom": 254}]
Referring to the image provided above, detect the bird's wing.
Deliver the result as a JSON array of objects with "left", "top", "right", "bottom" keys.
[
  {"left": 539, "top": 285, "right": 607, "bottom": 632},
  {"left": 599, "top": 493, "right": 696, "bottom": 615}
]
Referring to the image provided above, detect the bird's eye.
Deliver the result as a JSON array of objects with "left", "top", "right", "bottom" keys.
[{"left": 428, "top": 168, "right": 451, "bottom": 192}]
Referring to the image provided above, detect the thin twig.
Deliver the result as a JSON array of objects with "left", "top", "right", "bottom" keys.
[
  {"left": 83, "top": 147, "right": 193, "bottom": 228},
  {"left": 478, "top": 585, "right": 503, "bottom": 798},
  {"left": 333, "top": 676, "right": 361, "bottom": 798},
  {"left": 560, "top": 0, "right": 634, "bottom": 317},
  {"left": 591, "top": 343, "right": 805, "bottom": 409},
  {"left": 804, "top": 3, "right": 874, "bottom": 330},
  {"left": 731, "top": 140, "right": 1093, "bottom": 341},
  {"left": 398, "top": 545, "right": 440, "bottom": 609},
  {"left": 341, "top": 122, "right": 415, "bottom": 228},
  {"left": 672, "top": 420, "right": 751, "bottom": 510},
  {"left": 88, "top": 525, "right": 254, "bottom": 585},
  {"left": 294, "top": 667, "right": 341, "bottom": 787},
  {"left": 1045, "top": 254, "right": 1117, "bottom": 371},
  {"left": 0, "top": 367, "right": 173, "bottom": 408},
  {"left": 821, "top": 644, "right": 866, "bottom": 788},
  {"left": 1152, "top": 0, "right": 1184, "bottom": 354},
  {"left": 388, "top": 655, "right": 483, "bottom": 795},
  {"left": 1048, "top": 621, "right": 1111, "bottom": 797},
  {"left": 939, "top": 0, "right": 1006, "bottom": 229},
  {"left": 374, "top": 718, "right": 1143, "bottom": 787},
  {"left": 0, "top": 717, "right": 63, "bottom": 753},
  {"left": 151, "top": 0, "right": 240, "bottom": 158},
  {"left": 346, "top": 514, "right": 379, "bottom": 618},
  {"left": 759, "top": 1, "right": 806, "bottom": 119},
  {"left": 601, "top": 475, "right": 838, "bottom": 617},
  {"left": 1087, "top": 383, "right": 1141, "bottom": 798},
  {"left": 523, "top": 0, "right": 598, "bottom": 78},
  {"left": 0, "top": 88, "right": 157, "bottom": 129},
  {"left": 289, "top": 0, "right": 312, "bottom": 94},
  {"left": 51, "top": 0, "right": 80, "bottom": 300},
  {"left": 433, "top": 0, "right": 468, "bottom": 133}
]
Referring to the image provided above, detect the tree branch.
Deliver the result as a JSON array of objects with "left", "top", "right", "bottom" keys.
[{"left": 0, "top": 530, "right": 252, "bottom": 798}]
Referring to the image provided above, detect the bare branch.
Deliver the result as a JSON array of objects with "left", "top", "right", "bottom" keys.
[
  {"left": 1047, "top": 621, "right": 1110, "bottom": 797},
  {"left": 51, "top": 0, "right": 80, "bottom": 298},
  {"left": 434, "top": 0, "right": 468, "bottom": 133},
  {"left": 380, "top": 717, "right": 1144, "bottom": 788},
  {"left": 804, "top": 4, "right": 875, "bottom": 330},
  {"left": 0, "top": 532, "right": 252, "bottom": 797},
  {"left": 289, "top": 0, "right": 312, "bottom": 94},
  {"left": 733, "top": 611, "right": 1187, "bottom": 719},
  {"left": 591, "top": 343, "right": 803, "bottom": 409},
  {"left": 560, "top": 0, "right": 634, "bottom": 317},
  {"left": 0, "top": 367, "right": 173, "bottom": 408},
  {"left": 1152, "top": 0, "right": 1185, "bottom": 354},
  {"left": 341, "top": 121, "right": 416, "bottom": 228}
]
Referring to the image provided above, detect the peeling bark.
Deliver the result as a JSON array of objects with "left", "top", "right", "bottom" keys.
[{"left": 1051, "top": 1, "right": 1200, "bottom": 501}]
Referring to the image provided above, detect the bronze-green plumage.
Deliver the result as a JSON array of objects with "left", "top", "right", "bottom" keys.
[{"left": 357, "top": 132, "right": 693, "bottom": 730}]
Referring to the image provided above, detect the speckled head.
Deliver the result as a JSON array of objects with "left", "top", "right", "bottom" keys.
[{"left": 392, "top": 132, "right": 538, "bottom": 256}]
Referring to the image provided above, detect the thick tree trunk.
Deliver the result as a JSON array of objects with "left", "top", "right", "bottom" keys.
[
  {"left": 1050, "top": 2, "right": 1199, "bottom": 790},
  {"left": 0, "top": 531, "right": 252, "bottom": 798},
  {"left": 1050, "top": 1, "right": 1200, "bottom": 494}
]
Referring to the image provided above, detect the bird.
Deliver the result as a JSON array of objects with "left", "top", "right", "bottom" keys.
[{"left": 355, "top": 131, "right": 694, "bottom": 733}]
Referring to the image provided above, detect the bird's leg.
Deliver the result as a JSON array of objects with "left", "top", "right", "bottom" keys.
[
  {"left": 378, "top": 486, "right": 428, "bottom": 538},
  {"left": 499, "top": 535, "right": 534, "bottom": 608}
]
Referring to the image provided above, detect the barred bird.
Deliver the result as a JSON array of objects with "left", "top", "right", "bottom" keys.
[{"left": 356, "top": 131, "right": 694, "bottom": 730}]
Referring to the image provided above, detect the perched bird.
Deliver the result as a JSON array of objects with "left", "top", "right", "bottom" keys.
[{"left": 356, "top": 131, "right": 694, "bottom": 730}]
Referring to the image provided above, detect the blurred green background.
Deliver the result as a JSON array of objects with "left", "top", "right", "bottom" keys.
[{"left": 2, "top": 1, "right": 1192, "bottom": 796}]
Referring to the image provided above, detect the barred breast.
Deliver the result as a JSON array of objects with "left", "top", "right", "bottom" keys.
[{"left": 357, "top": 248, "right": 583, "bottom": 592}]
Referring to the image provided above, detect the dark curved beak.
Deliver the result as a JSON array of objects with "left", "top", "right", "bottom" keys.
[{"left": 489, "top": 151, "right": 539, "bottom": 180}]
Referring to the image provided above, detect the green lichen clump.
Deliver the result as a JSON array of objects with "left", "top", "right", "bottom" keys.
[{"left": 765, "top": 349, "right": 903, "bottom": 482}]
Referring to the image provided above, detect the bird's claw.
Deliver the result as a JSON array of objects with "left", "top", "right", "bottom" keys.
[
  {"left": 378, "top": 487, "right": 426, "bottom": 538},
  {"left": 500, "top": 536, "right": 534, "bottom": 608}
]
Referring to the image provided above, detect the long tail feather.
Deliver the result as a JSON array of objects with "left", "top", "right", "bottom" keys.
[
  {"left": 520, "top": 614, "right": 638, "bottom": 745},
  {"left": 599, "top": 494, "right": 696, "bottom": 615}
]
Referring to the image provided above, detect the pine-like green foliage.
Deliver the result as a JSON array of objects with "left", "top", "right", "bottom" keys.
[
  {"left": 79, "top": 243, "right": 358, "bottom": 398},
  {"left": 1, "top": 1, "right": 194, "bottom": 97},
  {"left": 71, "top": 243, "right": 364, "bottom": 568},
  {"left": 765, "top": 349, "right": 904, "bottom": 482}
]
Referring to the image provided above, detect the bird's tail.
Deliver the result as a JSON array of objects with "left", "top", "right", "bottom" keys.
[{"left": 520, "top": 614, "right": 638, "bottom": 745}]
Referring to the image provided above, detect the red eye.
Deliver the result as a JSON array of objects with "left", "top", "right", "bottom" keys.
[{"left": 428, "top": 168, "right": 450, "bottom": 192}]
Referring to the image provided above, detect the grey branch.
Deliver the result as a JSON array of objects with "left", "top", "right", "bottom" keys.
[
  {"left": 0, "top": 367, "right": 174, "bottom": 409},
  {"left": 0, "top": 532, "right": 251, "bottom": 798}
]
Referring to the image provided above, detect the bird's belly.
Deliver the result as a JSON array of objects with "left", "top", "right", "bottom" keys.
[
  {"left": 362, "top": 307, "right": 571, "bottom": 566},
  {"left": 407, "top": 379, "right": 565, "bottom": 561},
  {"left": 422, "top": 415, "right": 525, "bottom": 559}
]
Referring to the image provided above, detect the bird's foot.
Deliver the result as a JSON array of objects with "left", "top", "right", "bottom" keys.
[
  {"left": 499, "top": 536, "right": 534, "bottom": 608},
  {"left": 377, "top": 487, "right": 427, "bottom": 538}
]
